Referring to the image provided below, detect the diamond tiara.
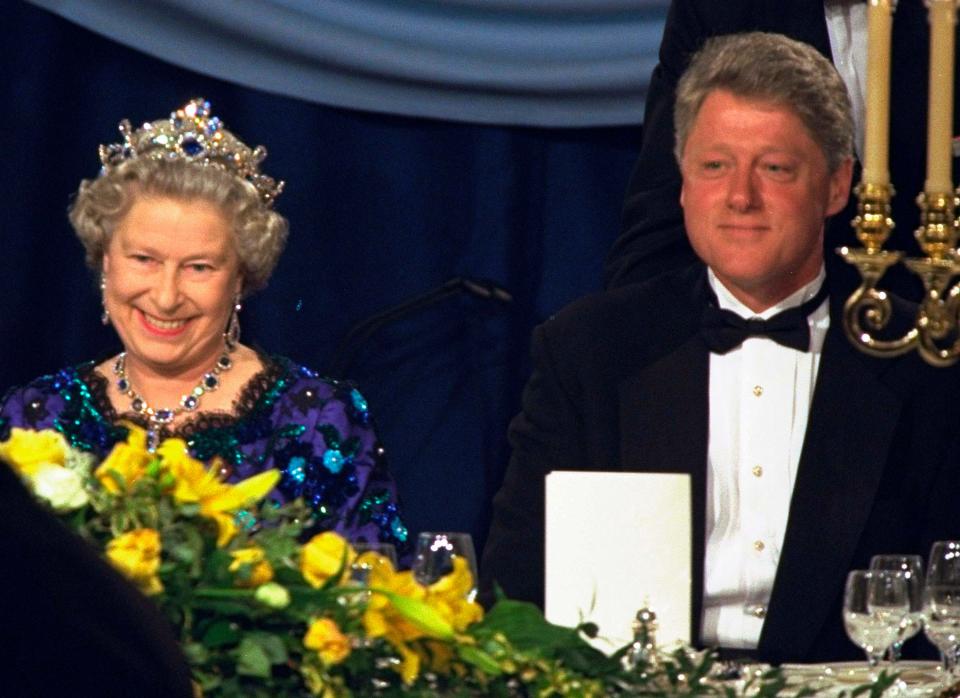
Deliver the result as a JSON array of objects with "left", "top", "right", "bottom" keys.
[{"left": 98, "top": 98, "right": 284, "bottom": 207}]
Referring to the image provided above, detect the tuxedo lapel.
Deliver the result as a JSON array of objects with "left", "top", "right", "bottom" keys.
[
  {"left": 758, "top": 325, "right": 901, "bottom": 662},
  {"left": 618, "top": 334, "right": 709, "bottom": 644}
]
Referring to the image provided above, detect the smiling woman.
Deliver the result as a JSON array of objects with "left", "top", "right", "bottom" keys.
[{"left": 0, "top": 99, "right": 410, "bottom": 556}]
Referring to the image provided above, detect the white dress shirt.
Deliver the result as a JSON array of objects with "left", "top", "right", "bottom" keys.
[
  {"left": 700, "top": 268, "right": 830, "bottom": 649},
  {"left": 825, "top": 0, "right": 868, "bottom": 162}
]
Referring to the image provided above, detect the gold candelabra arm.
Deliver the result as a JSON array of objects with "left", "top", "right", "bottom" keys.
[
  {"left": 902, "top": 257, "right": 960, "bottom": 365},
  {"left": 839, "top": 247, "right": 918, "bottom": 356}
]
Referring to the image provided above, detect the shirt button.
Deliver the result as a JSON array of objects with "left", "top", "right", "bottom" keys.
[
  {"left": 750, "top": 605, "right": 767, "bottom": 619},
  {"left": 753, "top": 540, "right": 765, "bottom": 552},
  {"left": 753, "top": 385, "right": 763, "bottom": 397},
  {"left": 752, "top": 465, "right": 763, "bottom": 478}
]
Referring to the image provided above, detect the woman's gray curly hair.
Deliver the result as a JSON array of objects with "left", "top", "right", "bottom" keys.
[{"left": 69, "top": 157, "right": 289, "bottom": 294}]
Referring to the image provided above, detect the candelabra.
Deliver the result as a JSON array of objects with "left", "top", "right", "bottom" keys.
[
  {"left": 841, "top": 0, "right": 960, "bottom": 367},
  {"left": 840, "top": 185, "right": 960, "bottom": 366}
]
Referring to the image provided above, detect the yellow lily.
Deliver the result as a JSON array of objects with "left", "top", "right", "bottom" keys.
[
  {"left": 94, "top": 425, "right": 152, "bottom": 493},
  {"left": 0, "top": 428, "right": 68, "bottom": 476},
  {"left": 157, "top": 438, "right": 279, "bottom": 546}
]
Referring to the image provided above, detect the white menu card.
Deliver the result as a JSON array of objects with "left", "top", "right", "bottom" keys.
[{"left": 544, "top": 471, "right": 692, "bottom": 651}]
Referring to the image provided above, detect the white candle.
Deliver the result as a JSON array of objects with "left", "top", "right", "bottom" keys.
[
  {"left": 925, "top": 0, "right": 958, "bottom": 194},
  {"left": 864, "top": 0, "right": 895, "bottom": 186}
]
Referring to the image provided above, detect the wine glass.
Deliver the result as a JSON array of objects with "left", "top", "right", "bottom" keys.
[
  {"left": 412, "top": 532, "right": 478, "bottom": 599},
  {"left": 924, "top": 541, "right": 960, "bottom": 675},
  {"left": 870, "top": 554, "right": 925, "bottom": 663},
  {"left": 844, "top": 569, "right": 910, "bottom": 676},
  {"left": 350, "top": 542, "right": 398, "bottom": 586}
]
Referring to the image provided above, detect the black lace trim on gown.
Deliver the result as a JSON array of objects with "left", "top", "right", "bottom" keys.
[{"left": 78, "top": 356, "right": 287, "bottom": 440}]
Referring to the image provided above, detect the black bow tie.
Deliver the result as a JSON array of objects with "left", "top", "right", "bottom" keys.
[{"left": 700, "top": 283, "right": 829, "bottom": 354}]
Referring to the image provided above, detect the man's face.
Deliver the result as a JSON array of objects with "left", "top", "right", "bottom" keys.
[{"left": 679, "top": 90, "right": 852, "bottom": 311}]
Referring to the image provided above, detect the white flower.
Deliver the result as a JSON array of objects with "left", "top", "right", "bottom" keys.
[
  {"left": 30, "top": 464, "right": 90, "bottom": 512},
  {"left": 255, "top": 582, "right": 291, "bottom": 609}
]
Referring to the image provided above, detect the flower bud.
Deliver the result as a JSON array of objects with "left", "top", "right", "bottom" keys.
[{"left": 254, "top": 582, "right": 290, "bottom": 609}]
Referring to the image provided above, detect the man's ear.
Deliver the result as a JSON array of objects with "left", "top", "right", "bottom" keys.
[{"left": 826, "top": 156, "right": 854, "bottom": 217}]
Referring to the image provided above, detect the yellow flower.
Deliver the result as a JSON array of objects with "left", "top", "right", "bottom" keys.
[
  {"left": 0, "top": 428, "right": 68, "bottom": 476},
  {"left": 362, "top": 564, "right": 438, "bottom": 684},
  {"left": 228, "top": 545, "right": 274, "bottom": 587},
  {"left": 300, "top": 531, "right": 356, "bottom": 588},
  {"left": 106, "top": 528, "right": 163, "bottom": 595},
  {"left": 95, "top": 426, "right": 152, "bottom": 493},
  {"left": 304, "top": 618, "right": 352, "bottom": 665},
  {"left": 362, "top": 557, "right": 483, "bottom": 684},
  {"left": 158, "top": 438, "right": 279, "bottom": 546},
  {"left": 424, "top": 557, "right": 484, "bottom": 632}
]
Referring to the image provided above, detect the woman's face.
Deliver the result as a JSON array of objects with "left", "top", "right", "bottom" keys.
[{"left": 102, "top": 196, "right": 243, "bottom": 380}]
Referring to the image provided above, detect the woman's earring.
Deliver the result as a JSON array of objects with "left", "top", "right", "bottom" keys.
[
  {"left": 225, "top": 294, "right": 242, "bottom": 349},
  {"left": 100, "top": 273, "right": 110, "bottom": 326}
]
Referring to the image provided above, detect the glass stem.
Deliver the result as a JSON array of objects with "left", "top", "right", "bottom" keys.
[{"left": 888, "top": 640, "right": 903, "bottom": 665}]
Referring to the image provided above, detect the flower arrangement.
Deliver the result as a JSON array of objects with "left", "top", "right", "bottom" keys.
[{"left": 0, "top": 426, "right": 892, "bottom": 697}]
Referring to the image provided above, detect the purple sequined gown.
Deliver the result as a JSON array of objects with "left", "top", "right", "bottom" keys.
[{"left": 0, "top": 355, "right": 410, "bottom": 555}]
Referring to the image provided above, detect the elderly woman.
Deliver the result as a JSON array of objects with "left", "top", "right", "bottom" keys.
[{"left": 0, "top": 99, "right": 408, "bottom": 552}]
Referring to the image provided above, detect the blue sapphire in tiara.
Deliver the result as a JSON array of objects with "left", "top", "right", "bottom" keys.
[
  {"left": 180, "top": 137, "right": 204, "bottom": 156},
  {"left": 117, "top": 378, "right": 129, "bottom": 392},
  {"left": 203, "top": 374, "right": 220, "bottom": 390}
]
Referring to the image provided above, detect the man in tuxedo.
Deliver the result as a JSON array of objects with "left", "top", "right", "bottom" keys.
[
  {"left": 480, "top": 32, "right": 960, "bottom": 663},
  {"left": 605, "top": 0, "right": 953, "bottom": 297}
]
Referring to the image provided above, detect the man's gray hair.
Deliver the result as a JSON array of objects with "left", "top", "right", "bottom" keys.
[{"left": 674, "top": 31, "right": 854, "bottom": 172}]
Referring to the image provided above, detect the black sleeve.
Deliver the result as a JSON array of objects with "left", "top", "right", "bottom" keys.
[
  {"left": 602, "top": 0, "right": 708, "bottom": 289},
  {"left": 0, "top": 463, "right": 194, "bottom": 698}
]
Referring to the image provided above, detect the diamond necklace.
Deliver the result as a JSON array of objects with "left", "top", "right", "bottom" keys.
[{"left": 112, "top": 347, "right": 235, "bottom": 450}]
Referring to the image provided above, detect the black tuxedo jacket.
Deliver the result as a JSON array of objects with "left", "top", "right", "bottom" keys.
[
  {"left": 605, "top": 0, "right": 953, "bottom": 297},
  {"left": 480, "top": 265, "right": 960, "bottom": 663}
]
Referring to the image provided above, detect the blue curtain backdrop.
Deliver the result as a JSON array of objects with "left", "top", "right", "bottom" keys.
[
  {"left": 29, "top": 0, "right": 668, "bottom": 127},
  {"left": 1, "top": 1, "right": 650, "bottom": 553}
]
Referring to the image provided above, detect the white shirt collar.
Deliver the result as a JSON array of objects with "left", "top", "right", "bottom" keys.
[{"left": 707, "top": 266, "right": 827, "bottom": 320}]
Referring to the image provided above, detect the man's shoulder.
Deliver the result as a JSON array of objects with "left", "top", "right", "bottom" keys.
[{"left": 539, "top": 265, "right": 704, "bottom": 359}]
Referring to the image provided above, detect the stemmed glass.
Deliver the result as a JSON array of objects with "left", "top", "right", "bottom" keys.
[
  {"left": 412, "top": 532, "right": 478, "bottom": 600},
  {"left": 870, "top": 554, "right": 925, "bottom": 663},
  {"left": 843, "top": 569, "right": 910, "bottom": 677},
  {"left": 350, "top": 542, "right": 398, "bottom": 586},
  {"left": 924, "top": 541, "right": 960, "bottom": 675}
]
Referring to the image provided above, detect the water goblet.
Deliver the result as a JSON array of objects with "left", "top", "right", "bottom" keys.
[
  {"left": 412, "top": 531, "right": 478, "bottom": 599},
  {"left": 350, "top": 542, "right": 398, "bottom": 586},
  {"left": 924, "top": 541, "right": 960, "bottom": 675},
  {"left": 843, "top": 569, "right": 910, "bottom": 677},
  {"left": 870, "top": 554, "right": 924, "bottom": 663}
]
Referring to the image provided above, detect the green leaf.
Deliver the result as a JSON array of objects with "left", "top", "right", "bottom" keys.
[
  {"left": 201, "top": 619, "right": 242, "bottom": 648},
  {"left": 249, "top": 632, "right": 289, "bottom": 664},
  {"left": 178, "top": 502, "right": 201, "bottom": 517},
  {"left": 473, "top": 599, "right": 595, "bottom": 655},
  {"left": 371, "top": 589, "right": 455, "bottom": 640},
  {"left": 182, "top": 641, "right": 209, "bottom": 664},
  {"left": 456, "top": 644, "right": 502, "bottom": 676},
  {"left": 236, "top": 636, "right": 272, "bottom": 677},
  {"left": 169, "top": 541, "right": 197, "bottom": 564}
]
